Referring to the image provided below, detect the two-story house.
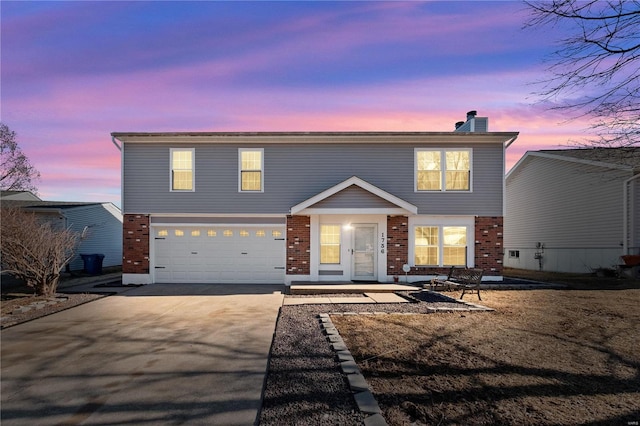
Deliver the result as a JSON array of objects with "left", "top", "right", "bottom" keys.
[{"left": 113, "top": 111, "right": 518, "bottom": 285}]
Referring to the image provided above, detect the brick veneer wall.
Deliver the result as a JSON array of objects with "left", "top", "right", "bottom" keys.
[
  {"left": 474, "top": 216, "right": 503, "bottom": 276},
  {"left": 386, "top": 216, "right": 409, "bottom": 275},
  {"left": 123, "top": 214, "right": 150, "bottom": 274},
  {"left": 286, "top": 215, "right": 310, "bottom": 275},
  {"left": 386, "top": 215, "right": 503, "bottom": 277}
]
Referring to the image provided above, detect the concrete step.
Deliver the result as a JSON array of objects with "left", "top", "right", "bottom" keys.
[{"left": 289, "top": 283, "right": 418, "bottom": 295}]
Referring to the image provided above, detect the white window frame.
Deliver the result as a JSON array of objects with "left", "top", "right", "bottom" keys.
[
  {"left": 408, "top": 216, "right": 474, "bottom": 267},
  {"left": 238, "top": 148, "right": 264, "bottom": 193},
  {"left": 170, "top": 148, "right": 195, "bottom": 192},
  {"left": 320, "top": 224, "right": 341, "bottom": 265},
  {"left": 414, "top": 148, "right": 472, "bottom": 192},
  {"left": 414, "top": 225, "right": 440, "bottom": 266}
]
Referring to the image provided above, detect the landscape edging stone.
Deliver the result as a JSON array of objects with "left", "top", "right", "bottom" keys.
[{"left": 319, "top": 314, "right": 389, "bottom": 426}]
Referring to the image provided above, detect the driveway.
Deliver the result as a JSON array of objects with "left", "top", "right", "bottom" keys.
[{"left": 1, "top": 284, "right": 284, "bottom": 425}]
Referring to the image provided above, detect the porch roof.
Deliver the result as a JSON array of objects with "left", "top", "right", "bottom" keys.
[{"left": 290, "top": 176, "right": 418, "bottom": 215}]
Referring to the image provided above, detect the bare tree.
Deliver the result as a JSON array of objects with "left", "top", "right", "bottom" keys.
[
  {"left": 1, "top": 207, "right": 78, "bottom": 297},
  {"left": 1, "top": 123, "right": 40, "bottom": 192},
  {"left": 525, "top": 0, "right": 640, "bottom": 148}
]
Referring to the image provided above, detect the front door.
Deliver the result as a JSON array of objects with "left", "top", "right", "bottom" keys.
[{"left": 352, "top": 224, "right": 377, "bottom": 281}]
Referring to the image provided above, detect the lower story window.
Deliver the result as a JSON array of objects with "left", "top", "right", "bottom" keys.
[
  {"left": 415, "top": 226, "right": 438, "bottom": 266},
  {"left": 443, "top": 226, "right": 467, "bottom": 265},
  {"left": 414, "top": 225, "right": 467, "bottom": 266},
  {"left": 320, "top": 224, "right": 341, "bottom": 264}
]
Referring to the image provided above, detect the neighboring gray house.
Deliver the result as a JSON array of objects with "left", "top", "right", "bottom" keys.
[
  {"left": 504, "top": 148, "right": 640, "bottom": 273},
  {"left": 113, "top": 111, "right": 518, "bottom": 285},
  {"left": 1, "top": 192, "right": 123, "bottom": 271}
]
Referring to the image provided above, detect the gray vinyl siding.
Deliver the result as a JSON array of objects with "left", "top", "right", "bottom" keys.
[
  {"left": 65, "top": 204, "right": 123, "bottom": 270},
  {"left": 123, "top": 142, "right": 504, "bottom": 216},
  {"left": 150, "top": 217, "right": 285, "bottom": 224},
  {"left": 505, "top": 155, "right": 631, "bottom": 272}
]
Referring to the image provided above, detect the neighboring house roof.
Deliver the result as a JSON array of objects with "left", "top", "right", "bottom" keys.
[
  {"left": 1, "top": 200, "right": 103, "bottom": 210},
  {"left": 539, "top": 147, "right": 640, "bottom": 169},
  {"left": 1, "top": 191, "right": 120, "bottom": 210},
  {"left": 0, "top": 191, "right": 42, "bottom": 201},
  {"left": 508, "top": 147, "right": 640, "bottom": 178},
  {"left": 1, "top": 200, "right": 122, "bottom": 225}
]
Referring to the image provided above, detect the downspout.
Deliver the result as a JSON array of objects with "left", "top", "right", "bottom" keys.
[
  {"left": 111, "top": 136, "right": 121, "bottom": 151},
  {"left": 622, "top": 172, "right": 640, "bottom": 254},
  {"left": 504, "top": 134, "right": 518, "bottom": 149},
  {"left": 502, "top": 134, "right": 519, "bottom": 272},
  {"left": 111, "top": 135, "right": 124, "bottom": 213},
  {"left": 503, "top": 134, "right": 519, "bottom": 217}
]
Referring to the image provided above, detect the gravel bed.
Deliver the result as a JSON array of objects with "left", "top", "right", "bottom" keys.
[
  {"left": 0, "top": 293, "right": 106, "bottom": 329},
  {"left": 259, "top": 291, "right": 483, "bottom": 425}
]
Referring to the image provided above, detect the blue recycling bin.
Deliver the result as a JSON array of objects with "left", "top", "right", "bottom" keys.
[{"left": 80, "top": 254, "right": 105, "bottom": 275}]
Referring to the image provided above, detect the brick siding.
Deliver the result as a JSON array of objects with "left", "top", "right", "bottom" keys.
[
  {"left": 474, "top": 216, "right": 503, "bottom": 276},
  {"left": 286, "top": 215, "right": 310, "bottom": 275},
  {"left": 386, "top": 216, "right": 409, "bottom": 275},
  {"left": 123, "top": 214, "right": 150, "bottom": 274}
]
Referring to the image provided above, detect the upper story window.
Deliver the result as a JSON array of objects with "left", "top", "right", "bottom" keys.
[
  {"left": 170, "top": 148, "right": 194, "bottom": 191},
  {"left": 415, "top": 149, "right": 471, "bottom": 192},
  {"left": 239, "top": 148, "right": 263, "bottom": 192}
]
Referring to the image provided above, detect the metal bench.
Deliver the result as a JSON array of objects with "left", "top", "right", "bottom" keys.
[{"left": 429, "top": 267, "right": 484, "bottom": 300}]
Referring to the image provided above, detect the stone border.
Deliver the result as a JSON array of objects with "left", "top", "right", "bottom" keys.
[
  {"left": 317, "top": 313, "right": 388, "bottom": 426},
  {"left": 317, "top": 296, "right": 494, "bottom": 426},
  {"left": 7, "top": 296, "right": 69, "bottom": 315},
  {"left": 404, "top": 289, "right": 495, "bottom": 312}
]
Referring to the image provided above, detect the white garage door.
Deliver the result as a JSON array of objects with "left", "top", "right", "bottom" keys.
[{"left": 153, "top": 225, "right": 285, "bottom": 284}]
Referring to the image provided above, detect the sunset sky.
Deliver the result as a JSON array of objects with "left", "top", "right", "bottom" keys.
[{"left": 1, "top": 1, "right": 593, "bottom": 207}]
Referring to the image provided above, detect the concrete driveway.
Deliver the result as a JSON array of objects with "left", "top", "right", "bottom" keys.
[{"left": 1, "top": 284, "right": 284, "bottom": 425}]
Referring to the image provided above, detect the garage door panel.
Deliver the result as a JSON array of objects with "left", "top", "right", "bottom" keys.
[
  {"left": 155, "top": 269, "right": 171, "bottom": 282},
  {"left": 153, "top": 225, "right": 285, "bottom": 284}
]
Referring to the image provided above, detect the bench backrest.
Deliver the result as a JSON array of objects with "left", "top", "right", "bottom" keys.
[
  {"left": 450, "top": 267, "right": 483, "bottom": 284},
  {"left": 464, "top": 268, "right": 483, "bottom": 284}
]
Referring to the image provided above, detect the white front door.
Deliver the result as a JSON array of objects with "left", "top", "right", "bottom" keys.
[{"left": 351, "top": 224, "right": 377, "bottom": 281}]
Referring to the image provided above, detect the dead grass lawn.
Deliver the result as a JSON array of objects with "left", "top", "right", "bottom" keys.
[{"left": 332, "top": 289, "right": 640, "bottom": 425}]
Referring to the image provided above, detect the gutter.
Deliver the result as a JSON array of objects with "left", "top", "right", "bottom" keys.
[
  {"left": 111, "top": 136, "right": 122, "bottom": 151},
  {"left": 504, "top": 134, "right": 518, "bottom": 149},
  {"left": 502, "top": 134, "right": 519, "bottom": 219},
  {"left": 111, "top": 135, "right": 124, "bottom": 212}
]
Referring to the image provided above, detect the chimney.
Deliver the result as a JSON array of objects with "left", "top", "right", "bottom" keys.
[
  {"left": 455, "top": 121, "right": 465, "bottom": 130},
  {"left": 466, "top": 110, "right": 477, "bottom": 121}
]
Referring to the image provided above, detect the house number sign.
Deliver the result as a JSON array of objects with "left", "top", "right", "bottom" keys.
[{"left": 380, "top": 232, "right": 385, "bottom": 254}]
